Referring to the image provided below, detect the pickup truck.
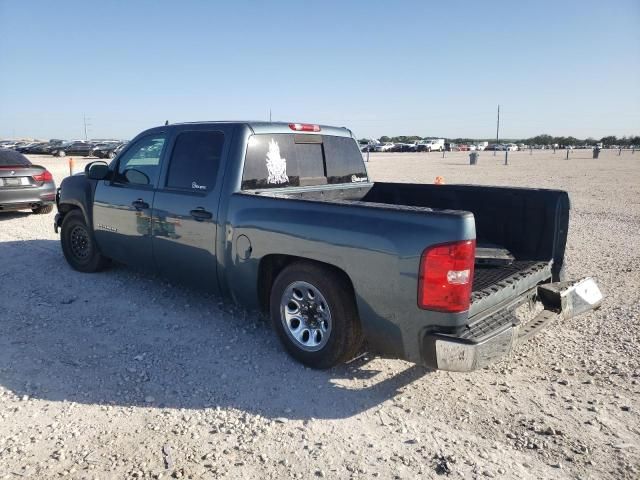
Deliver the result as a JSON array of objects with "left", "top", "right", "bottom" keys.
[{"left": 54, "top": 121, "right": 602, "bottom": 371}]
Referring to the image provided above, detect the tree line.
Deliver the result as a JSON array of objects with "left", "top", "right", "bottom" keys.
[{"left": 359, "top": 134, "right": 640, "bottom": 147}]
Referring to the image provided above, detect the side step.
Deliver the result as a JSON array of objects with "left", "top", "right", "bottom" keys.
[{"left": 517, "top": 309, "right": 556, "bottom": 342}]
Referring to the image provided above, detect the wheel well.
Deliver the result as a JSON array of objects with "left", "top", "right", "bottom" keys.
[
  {"left": 58, "top": 203, "right": 80, "bottom": 215},
  {"left": 257, "top": 254, "right": 356, "bottom": 313}
]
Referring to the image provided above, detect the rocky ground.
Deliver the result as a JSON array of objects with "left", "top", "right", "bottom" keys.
[{"left": 0, "top": 150, "right": 638, "bottom": 479}]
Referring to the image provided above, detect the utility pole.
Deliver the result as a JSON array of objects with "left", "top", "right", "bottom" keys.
[
  {"left": 269, "top": 109, "right": 272, "bottom": 122},
  {"left": 494, "top": 104, "right": 500, "bottom": 157},
  {"left": 83, "top": 114, "right": 92, "bottom": 141}
]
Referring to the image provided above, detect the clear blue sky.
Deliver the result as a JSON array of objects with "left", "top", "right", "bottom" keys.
[{"left": 1, "top": 0, "right": 638, "bottom": 140}]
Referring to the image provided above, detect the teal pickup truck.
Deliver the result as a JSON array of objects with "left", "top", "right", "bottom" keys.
[{"left": 54, "top": 121, "right": 602, "bottom": 371}]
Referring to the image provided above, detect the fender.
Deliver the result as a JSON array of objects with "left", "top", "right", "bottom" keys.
[{"left": 55, "top": 173, "right": 98, "bottom": 231}]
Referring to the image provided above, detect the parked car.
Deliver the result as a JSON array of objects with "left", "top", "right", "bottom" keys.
[
  {"left": 93, "top": 142, "right": 127, "bottom": 159},
  {"left": 505, "top": 144, "right": 518, "bottom": 151},
  {"left": 390, "top": 143, "right": 413, "bottom": 152},
  {"left": 374, "top": 143, "right": 394, "bottom": 152},
  {"left": 54, "top": 121, "right": 602, "bottom": 371},
  {"left": 421, "top": 139, "right": 445, "bottom": 152},
  {"left": 0, "top": 149, "right": 56, "bottom": 214},
  {"left": 51, "top": 141, "right": 95, "bottom": 157}
]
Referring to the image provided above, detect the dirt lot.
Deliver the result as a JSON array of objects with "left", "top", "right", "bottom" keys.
[{"left": 1, "top": 150, "right": 638, "bottom": 479}]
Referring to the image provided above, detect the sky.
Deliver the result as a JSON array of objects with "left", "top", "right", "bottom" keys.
[{"left": 0, "top": 0, "right": 638, "bottom": 141}]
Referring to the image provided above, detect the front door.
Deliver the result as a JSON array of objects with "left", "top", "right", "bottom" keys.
[
  {"left": 93, "top": 133, "right": 167, "bottom": 270},
  {"left": 152, "top": 129, "right": 227, "bottom": 293}
]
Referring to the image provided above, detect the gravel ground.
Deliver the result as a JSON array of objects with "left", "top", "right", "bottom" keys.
[{"left": 0, "top": 150, "right": 638, "bottom": 479}]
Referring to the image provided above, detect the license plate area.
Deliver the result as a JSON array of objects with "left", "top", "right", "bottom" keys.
[{"left": 1, "top": 177, "right": 29, "bottom": 187}]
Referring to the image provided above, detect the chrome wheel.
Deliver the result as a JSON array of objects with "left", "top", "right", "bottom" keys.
[{"left": 280, "top": 281, "right": 332, "bottom": 352}]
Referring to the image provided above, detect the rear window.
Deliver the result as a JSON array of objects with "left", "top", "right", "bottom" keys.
[
  {"left": 0, "top": 150, "right": 31, "bottom": 166},
  {"left": 242, "top": 134, "right": 368, "bottom": 190}
]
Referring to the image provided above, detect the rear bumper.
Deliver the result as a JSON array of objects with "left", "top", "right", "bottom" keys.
[
  {"left": 0, "top": 183, "right": 56, "bottom": 211},
  {"left": 421, "top": 277, "right": 603, "bottom": 371}
]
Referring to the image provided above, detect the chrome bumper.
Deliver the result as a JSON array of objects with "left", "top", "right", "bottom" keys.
[{"left": 424, "top": 277, "right": 603, "bottom": 372}]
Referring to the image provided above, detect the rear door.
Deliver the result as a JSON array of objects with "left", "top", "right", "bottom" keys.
[
  {"left": 151, "top": 127, "right": 229, "bottom": 293},
  {"left": 93, "top": 133, "right": 168, "bottom": 270}
]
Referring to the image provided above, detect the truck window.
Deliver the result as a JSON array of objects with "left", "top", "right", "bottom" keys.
[
  {"left": 242, "top": 134, "right": 367, "bottom": 189},
  {"left": 165, "top": 131, "right": 224, "bottom": 192},
  {"left": 323, "top": 135, "right": 368, "bottom": 183},
  {"left": 114, "top": 135, "right": 166, "bottom": 186}
]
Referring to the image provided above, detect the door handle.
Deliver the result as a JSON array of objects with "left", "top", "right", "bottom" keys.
[
  {"left": 132, "top": 199, "right": 149, "bottom": 210},
  {"left": 190, "top": 208, "right": 212, "bottom": 221}
]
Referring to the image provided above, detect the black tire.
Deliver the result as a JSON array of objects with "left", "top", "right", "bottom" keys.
[
  {"left": 60, "top": 210, "right": 109, "bottom": 273},
  {"left": 57, "top": 150, "right": 66, "bottom": 157},
  {"left": 32, "top": 204, "right": 53, "bottom": 215},
  {"left": 270, "top": 261, "right": 363, "bottom": 369}
]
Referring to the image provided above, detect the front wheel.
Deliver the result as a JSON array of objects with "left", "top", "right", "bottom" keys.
[
  {"left": 270, "top": 262, "right": 363, "bottom": 369},
  {"left": 60, "top": 210, "right": 109, "bottom": 272}
]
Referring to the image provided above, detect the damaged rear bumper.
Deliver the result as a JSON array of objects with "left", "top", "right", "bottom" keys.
[{"left": 422, "top": 277, "right": 603, "bottom": 372}]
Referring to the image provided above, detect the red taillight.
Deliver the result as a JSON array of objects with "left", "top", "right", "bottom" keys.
[
  {"left": 32, "top": 170, "right": 53, "bottom": 182},
  {"left": 288, "top": 123, "right": 321, "bottom": 132},
  {"left": 418, "top": 240, "right": 475, "bottom": 312}
]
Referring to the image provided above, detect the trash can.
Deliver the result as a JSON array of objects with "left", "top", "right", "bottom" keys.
[
  {"left": 469, "top": 152, "right": 479, "bottom": 165},
  {"left": 593, "top": 147, "right": 600, "bottom": 159}
]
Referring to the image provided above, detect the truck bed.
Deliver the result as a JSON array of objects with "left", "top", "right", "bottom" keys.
[{"left": 254, "top": 181, "right": 568, "bottom": 317}]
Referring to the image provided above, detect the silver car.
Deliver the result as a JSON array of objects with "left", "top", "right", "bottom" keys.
[{"left": 0, "top": 149, "right": 56, "bottom": 214}]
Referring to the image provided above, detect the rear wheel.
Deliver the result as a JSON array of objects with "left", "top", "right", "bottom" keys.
[
  {"left": 57, "top": 150, "right": 66, "bottom": 157},
  {"left": 32, "top": 204, "right": 53, "bottom": 215},
  {"left": 60, "top": 210, "right": 109, "bottom": 272},
  {"left": 270, "top": 262, "right": 362, "bottom": 369}
]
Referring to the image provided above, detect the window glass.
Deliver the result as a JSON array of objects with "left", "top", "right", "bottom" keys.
[
  {"left": 323, "top": 136, "right": 368, "bottom": 183},
  {"left": 0, "top": 150, "right": 31, "bottom": 166},
  {"left": 242, "top": 134, "right": 367, "bottom": 189},
  {"left": 114, "top": 135, "right": 166, "bottom": 186},
  {"left": 166, "top": 131, "right": 225, "bottom": 191}
]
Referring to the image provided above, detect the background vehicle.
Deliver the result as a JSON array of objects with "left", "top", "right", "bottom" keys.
[
  {"left": 422, "top": 138, "right": 445, "bottom": 152},
  {"left": 374, "top": 143, "right": 394, "bottom": 152},
  {"left": 93, "top": 142, "right": 127, "bottom": 159},
  {"left": 51, "top": 141, "right": 95, "bottom": 157},
  {"left": 505, "top": 143, "right": 518, "bottom": 151},
  {"left": 54, "top": 121, "right": 601, "bottom": 371},
  {"left": 0, "top": 149, "right": 56, "bottom": 214}
]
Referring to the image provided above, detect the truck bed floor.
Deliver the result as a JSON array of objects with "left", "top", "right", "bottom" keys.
[{"left": 472, "top": 260, "right": 550, "bottom": 300}]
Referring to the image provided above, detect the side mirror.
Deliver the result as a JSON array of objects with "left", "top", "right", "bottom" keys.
[{"left": 86, "top": 161, "right": 110, "bottom": 180}]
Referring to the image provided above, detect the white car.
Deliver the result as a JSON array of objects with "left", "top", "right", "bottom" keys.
[
  {"left": 505, "top": 144, "right": 518, "bottom": 151},
  {"left": 421, "top": 139, "right": 445, "bottom": 152},
  {"left": 375, "top": 143, "right": 395, "bottom": 152},
  {"left": 474, "top": 144, "right": 486, "bottom": 151}
]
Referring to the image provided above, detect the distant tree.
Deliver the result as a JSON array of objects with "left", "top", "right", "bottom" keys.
[
  {"left": 379, "top": 136, "right": 391, "bottom": 143},
  {"left": 600, "top": 136, "right": 616, "bottom": 146},
  {"left": 358, "top": 138, "right": 371, "bottom": 145}
]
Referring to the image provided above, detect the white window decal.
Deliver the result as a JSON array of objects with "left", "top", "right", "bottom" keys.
[
  {"left": 266, "top": 139, "right": 289, "bottom": 184},
  {"left": 351, "top": 175, "right": 367, "bottom": 183},
  {"left": 191, "top": 181, "right": 207, "bottom": 190}
]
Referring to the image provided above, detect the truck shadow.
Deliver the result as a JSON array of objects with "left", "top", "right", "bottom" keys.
[{"left": 0, "top": 240, "right": 431, "bottom": 421}]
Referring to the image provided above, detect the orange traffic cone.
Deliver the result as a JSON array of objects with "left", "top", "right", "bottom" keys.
[{"left": 68, "top": 157, "right": 74, "bottom": 176}]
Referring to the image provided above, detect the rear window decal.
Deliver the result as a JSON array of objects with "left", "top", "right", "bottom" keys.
[{"left": 266, "top": 139, "right": 289, "bottom": 184}]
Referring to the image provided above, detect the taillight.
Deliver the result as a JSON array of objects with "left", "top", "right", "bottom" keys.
[
  {"left": 32, "top": 170, "right": 53, "bottom": 182},
  {"left": 288, "top": 123, "right": 321, "bottom": 132},
  {"left": 418, "top": 240, "right": 475, "bottom": 312}
]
